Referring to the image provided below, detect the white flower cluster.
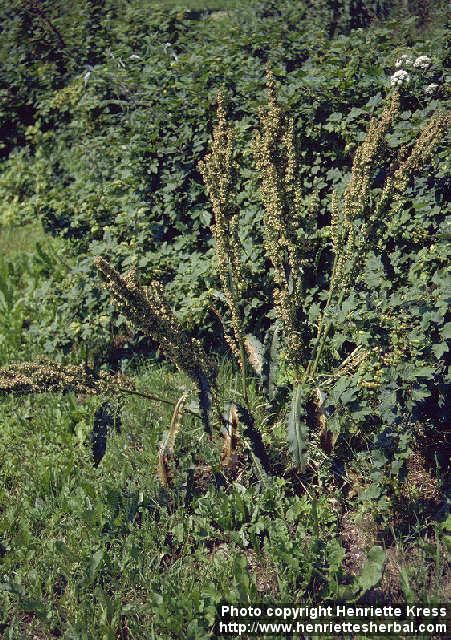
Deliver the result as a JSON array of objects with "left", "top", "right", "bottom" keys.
[
  {"left": 391, "top": 54, "right": 436, "bottom": 93},
  {"left": 395, "top": 54, "right": 432, "bottom": 69},
  {"left": 395, "top": 54, "right": 413, "bottom": 68},
  {"left": 390, "top": 69, "right": 410, "bottom": 86},
  {"left": 425, "top": 83, "right": 439, "bottom": 94},
  {"left": 413, "top": 55, "right": 431, "bottom": 69}
]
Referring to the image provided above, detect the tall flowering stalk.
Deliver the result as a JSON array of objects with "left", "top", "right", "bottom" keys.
[
  {"left": 94, "top": 257, "right": 217, "bottom": 433},
  {"left": 199, "top": 92, "right": 249, "bottom": 404},
  {"left": 252, "top": 68, "right": 307, "bottom": 377},
  {"left": 305, "top": 92, "right": 401, "bottom": 383}
]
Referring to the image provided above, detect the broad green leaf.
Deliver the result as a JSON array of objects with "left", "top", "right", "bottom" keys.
[
  {"left": 356, "top": 546, "right": 385, "bottom": 594},
  {"left": 89, "top": 549, "right": 104, "bottom": 582},
  {"left": 288, "top": 384, "right": 309, "bottom": 471}
]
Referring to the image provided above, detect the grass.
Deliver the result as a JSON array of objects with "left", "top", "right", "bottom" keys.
[
  {"left": 0, "top": 223, "right": 66, "bottom": 365},
  {"left": 0, "top": 223, "right": 47, "bottom": 258},
  {"left": 149, "top": 0, "right": 242, "bottom": 9},
  {"left": 0, "top": 225, "right": 449, "bottom": 638},
  {"left": 0, "top": 356, "right": 449, "bottom": 638},
  {"left": 0, "top": 362, "right": 316, "bottom": 639}
]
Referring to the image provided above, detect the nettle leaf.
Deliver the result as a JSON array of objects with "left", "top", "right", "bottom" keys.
[
  {"left": 288, "top": 384, "right": 309, "bottom": 471},
  {"left": 358, "top": 483, "right": 382, "bottom": 502},
  {"left": 432, "top": 342, "right": 448, "bottom": 359}
]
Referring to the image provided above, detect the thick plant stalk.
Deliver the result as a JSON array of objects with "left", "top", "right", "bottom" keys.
[{"left": 157, "top": 392, "right": 189, "bottom": 487}]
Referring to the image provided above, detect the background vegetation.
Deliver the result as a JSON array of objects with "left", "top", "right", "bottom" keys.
[{"left": 0, "top": 0, "right": 449, "bottom": 638}]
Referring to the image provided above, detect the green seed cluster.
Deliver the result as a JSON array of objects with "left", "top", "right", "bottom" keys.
[
  {"left": 374, "top": 109, "right": 450, "bottom": 226},
  {"left": 198, "top": 92, "right": 245, "bottom": 368},
  {"left": 0, "top": 360, "right": 134, "bottom": 396},
  {"left": 330, "top": 93, "right": 400, "bottom": 295},
  {"left": 94, "top": 256, "right": 216, "bottom": 388},
  {"left": 252, "top": 68, "right": 307, "bottom": 374}
]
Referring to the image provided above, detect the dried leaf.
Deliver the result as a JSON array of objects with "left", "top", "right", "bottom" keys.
[
  {"left": 244, "top": 334, "right": 264, "bottom": 375},
  {"left": 222, "top": 402, "right": 239, "bottom": 468},
  {"left": 157, "top": 391, "right": 189, "bottom": 487}
]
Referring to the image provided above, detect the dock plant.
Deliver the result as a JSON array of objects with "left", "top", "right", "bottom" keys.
[
  {"left": 0, "top": 70, "right": 447, "bottom": 478},
  {"left": 198, "top": 92, "right": 249, "bottom": 405},
  {"left": 201, "top": 68, "right": 449, "bottom": 471}
]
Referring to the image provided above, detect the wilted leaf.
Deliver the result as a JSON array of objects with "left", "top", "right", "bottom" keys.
[{"left": 221, "top": 402, "right": 239, "bottom": 468}]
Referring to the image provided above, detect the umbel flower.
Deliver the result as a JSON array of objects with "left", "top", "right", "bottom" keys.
[
  {"left": 425, "top": 83, "right": 439, "bottom": 95},
  {"left": 390, "top": 69, "right": 410, "bottom": 86},
  {"left": 413, "top": 55, "right": 431, "bottom": 69},
  {"left": 395, "top": 54, "right": 413, "bottom": 68},
  {"left": 394, "top": 54, "right": 431, "bottom": 69}
]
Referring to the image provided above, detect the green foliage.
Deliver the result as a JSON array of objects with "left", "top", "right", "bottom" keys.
[
  {"left": 0, "top": 1, "right": 449, "bottom": 636},
  {"left": 287, "top": 384, "right": 309, "bottom": 470},
  {"left": 1, "top": 366, "right": 446, "bottom": 636},
  {"left": 1, "top": 0, "right": 448, "bottom": 355},
  {"left": 0, "top": 375, "right": 344, "bottom": 637},
  {"left": 0, "top": 224, "right": 66, "bottom": 365}
]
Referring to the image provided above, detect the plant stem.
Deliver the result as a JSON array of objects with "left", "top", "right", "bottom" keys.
[
  {"left": 227, "top": 262, "right": 249, "bottom": 406},
  {"left": 239, "top": 339, "right": 249, "bottom": 405},
  {"left": 117, "top": 387, "right": 199, "bottom": 417},
  {"left": 304, "top": 288, "right": 345, "bottom": 384}
]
